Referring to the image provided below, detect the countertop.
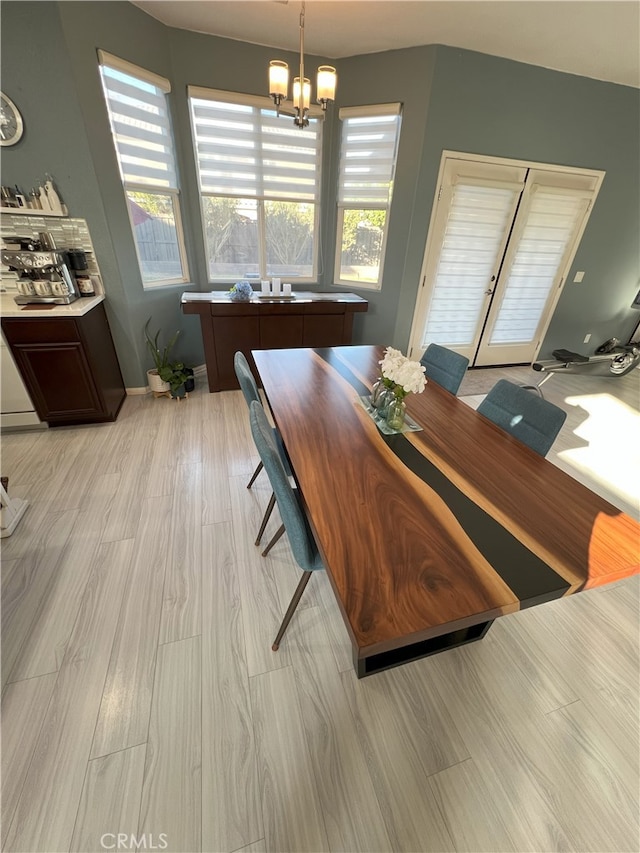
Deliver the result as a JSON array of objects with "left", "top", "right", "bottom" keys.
[
  {"left": 181, "top": 290, "right": 368, "bottom": 304},
  {"left": 0, "top": 293, "right": 105, "bottom": 318}
]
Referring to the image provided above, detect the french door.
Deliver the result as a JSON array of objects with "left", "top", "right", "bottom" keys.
[{"left": 409, "top": 154, "right": 603, "bottom": 366}]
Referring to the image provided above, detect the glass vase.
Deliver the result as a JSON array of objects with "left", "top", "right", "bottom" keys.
[
  {"left": 370, "top": 376, "right": 387, "bottom": 409},
  {"left": 377, "top": 388, "right": 395, "bottom": 420},
  {"left": 386, "top": 397, "right": 406, "bottom": 431}
]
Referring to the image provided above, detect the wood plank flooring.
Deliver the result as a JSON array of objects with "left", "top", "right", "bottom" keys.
[{"left": 1, "top": 368, "right": 638, "bottom": 853}]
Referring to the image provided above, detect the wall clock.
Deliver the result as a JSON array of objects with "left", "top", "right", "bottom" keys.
[{"left": 0, "top": 92, "right": 24, "bottom": 146}]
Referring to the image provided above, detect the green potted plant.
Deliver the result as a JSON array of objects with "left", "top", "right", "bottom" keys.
[
  {"left": 144, "top": 319, "right": 193, "bottom": 398},
  {"left": 158, "top": 361, "right": 191, "bottom": 399}
]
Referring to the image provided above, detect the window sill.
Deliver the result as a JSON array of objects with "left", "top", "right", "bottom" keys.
[{"left": 333, "top": 280, "right": 382, "bottom": 292}]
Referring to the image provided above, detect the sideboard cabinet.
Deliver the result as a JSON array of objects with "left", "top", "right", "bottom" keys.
[{"left": 182, "top": 291, "right": 368, "bottom": 391}]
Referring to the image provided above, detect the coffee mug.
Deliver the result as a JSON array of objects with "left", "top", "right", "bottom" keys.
[
  {"left": 18, "top": 280, "right": 36, "bottom": 295},
  {"left": 34, "top": 279, "right": 53, "bottom": 296},
  {"left": 51, "top": 280, "right": 69, "bottom": 296}
]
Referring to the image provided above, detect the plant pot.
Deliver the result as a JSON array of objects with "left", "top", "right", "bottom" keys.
[
  {"left": 147, "top": 368, "right": 170, "bottom": 395},
  {"left": 184, "top": 367, "right": 195, "bottom": 393}
]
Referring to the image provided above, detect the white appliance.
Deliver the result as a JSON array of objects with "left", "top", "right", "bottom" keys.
[{"left": 1, "top": 330, "right": 43, "bottom": 429}]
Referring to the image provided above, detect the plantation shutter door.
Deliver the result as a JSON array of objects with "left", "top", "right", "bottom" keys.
[
  {"left": 410, "top": 157, "right": 602, "bottom": 367},
  {"left": 416, "top": 160, "right": 526, "bottom": 360},
  {"left": 476, "top": 171, "right": 597, "bottom": 364}
]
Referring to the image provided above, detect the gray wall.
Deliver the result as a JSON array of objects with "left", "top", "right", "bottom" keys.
[
  {"left": 326, "top": 47, "right": 437, "bottom": 345},
  {"left": 393, "top": 46, "right": 640, "bottom": 358},
  {"left": 0, "top": 0, "right": 144, "bottom": 383},
  {"left": 57, "top": 0, "right": 204, "bottom": 383},
  {"left": 2, "top": 2, "right": 638, "bottom": 387}
]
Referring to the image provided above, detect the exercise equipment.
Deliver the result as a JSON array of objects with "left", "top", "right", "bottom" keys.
[{"left": 523, "top": 341, "right": 640, "bottom": 397}]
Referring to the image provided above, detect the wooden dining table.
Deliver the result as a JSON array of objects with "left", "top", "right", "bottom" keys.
[{"left": 253, "top": 345, "right": 640, "bottom": 677}]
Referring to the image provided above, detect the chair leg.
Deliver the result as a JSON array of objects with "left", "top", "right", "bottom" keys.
[
  {"left": 261, "top": 523, "right": 285, "bottom": 557},
  {"left": 255, "top": 493, "right": 276, "bottom": 546},
  {"left": 522, "top": 372, "right": 554, "bottom": 399},
  {"left": 272, "top": 571, "right": 313, "bottom": 651},
  {"left": 521, "top": 384, "right": 544, "bottom": 398},
  {"left": 246, "top": 460, "right": 263, "bottom": 489}
]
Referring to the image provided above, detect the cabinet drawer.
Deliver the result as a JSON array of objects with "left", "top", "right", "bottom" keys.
[{"left": 2, "top": 317, "right": 79, "bottom": 344}]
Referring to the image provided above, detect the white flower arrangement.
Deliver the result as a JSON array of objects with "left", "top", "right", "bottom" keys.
[{"left": 379, "top": 346, "right": 427, "bottom": 398}]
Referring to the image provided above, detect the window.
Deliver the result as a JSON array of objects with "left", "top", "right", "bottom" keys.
[
  {"left": 188, "top": 87, "right": 323, "bottom": 282},
  {"left": 335, "top": 104, "right": 402, "bottom": 290},
  {"left": 98, "top": 51, "right": 189, "bottom": 288}
]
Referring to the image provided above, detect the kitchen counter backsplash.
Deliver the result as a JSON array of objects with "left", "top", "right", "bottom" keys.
[{"left": 0, "top": 214, "right": 104, "bottom": 295}]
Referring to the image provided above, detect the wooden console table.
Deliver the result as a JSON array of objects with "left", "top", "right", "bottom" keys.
[{"left": 181, "top": 291, "right": 368, "bottom": 391}]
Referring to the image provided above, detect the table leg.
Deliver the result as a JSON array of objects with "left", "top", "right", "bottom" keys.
[{"left": 354, "top": 620, "right": 495, "bottom": 678}]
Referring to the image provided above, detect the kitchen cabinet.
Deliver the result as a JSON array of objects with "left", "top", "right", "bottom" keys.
[
  {"left": 1, "top": 302, "right": 125, "bottom": 426},
  {"left": 182, "top": 291, "right": 368, "bottom": 391}
]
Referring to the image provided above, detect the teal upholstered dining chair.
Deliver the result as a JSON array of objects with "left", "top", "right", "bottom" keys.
[
  {"left": 477, "top": 379, "right": 567, "bottom": 457},
  {"left": 249, "top": 400, "right": 324, "bottom": 651},
  {"left": 420, "top": 343, "right": 469, "bottom": 395},
  {"left": 234, "top": 351, "right": 287, "bottom": 552}
]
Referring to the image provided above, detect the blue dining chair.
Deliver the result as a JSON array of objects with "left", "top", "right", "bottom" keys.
[
  {"left": 249, "top": 400, "right": 324, "bottom": 651},
  {"left": 234, "top": 351, "right": 287, "bottom": 551},
  {"left": 420, "top": 343, "right": 469, "bottom": 395},
  {"left": 477, "top": 379, "right": 567, "bottom": 457}
]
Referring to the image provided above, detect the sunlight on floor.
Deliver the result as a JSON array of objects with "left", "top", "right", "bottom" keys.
[{"left": 558, "top": 392, "right": 640, "bottom": 513}]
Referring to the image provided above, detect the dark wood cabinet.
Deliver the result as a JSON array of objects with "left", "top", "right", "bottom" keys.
[
  {"left": 182, "top": 291, "right": 368, "bottom": 391},
  {"left": 2, "top": 302, "right": 126, "bottom": 426}
]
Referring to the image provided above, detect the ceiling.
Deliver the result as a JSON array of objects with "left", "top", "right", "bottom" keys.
[{"left": 130, "top": 0, "right": 640, "bottom": 88}]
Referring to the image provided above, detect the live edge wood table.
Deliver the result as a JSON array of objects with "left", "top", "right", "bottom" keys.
[
  {"left": 181, "top": 290, "right": 368, "bottom": 391},
  {"left": 253, "top": 345, "right": 640, "bottom": 678}
]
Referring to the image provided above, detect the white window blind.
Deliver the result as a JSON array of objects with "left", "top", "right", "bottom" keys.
[
  {"left": 337, "top": 105, "right": 402, "bottom": 206},
  {"left": 335, "top": 103, "right": 402, "bottom": 289},
  {"left": 422, "top": 182, "right": 520, "bottom": 347},
  {"left": 98, "top": 51, "right": 188, "bottom": 287},
  {"left": 188, "top": 86, "right": 322, "bottom": 282},
  {"left": 189, "top": 93, "right": 321, "bottom": 202},
  {"left": 489, "top": 188, "right": 592, "bottom": 343},
  {"left": 99, "top": 57, "right": 177, "bottom": 190}
]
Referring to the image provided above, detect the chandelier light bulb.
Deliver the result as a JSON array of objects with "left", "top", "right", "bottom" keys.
[
  {"left": 293, "top": 77, "right": 311, "bottom": 111},
  {"left": 316, "top": 65, "right": 337, "bottom": 107},
  {"left": 269, "top": 60, "right": 289, "bottom": 106}
]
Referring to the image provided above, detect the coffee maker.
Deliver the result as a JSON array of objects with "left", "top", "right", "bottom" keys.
[{"left": 1, "top": 236, "right": 81, "bottom": 305}]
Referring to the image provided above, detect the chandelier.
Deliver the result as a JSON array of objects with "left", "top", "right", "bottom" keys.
[{"left": 268, "top": 1, "right": 337, "bottom": 129}]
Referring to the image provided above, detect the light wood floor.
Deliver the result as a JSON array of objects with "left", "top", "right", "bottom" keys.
[{"left": 1, "top": 367, "right": 638, "bottom": 853}]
